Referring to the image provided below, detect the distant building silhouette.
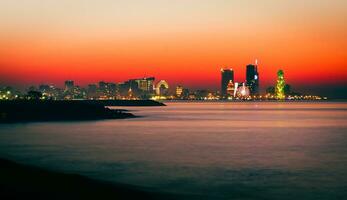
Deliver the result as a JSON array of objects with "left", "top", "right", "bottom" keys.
[
  {"left": 87, "top": 84, "right": 97, "bottom": 99},
  {"left": 221, "top": 68, "right": 234, "bottom": 98},
  {"left": 246, "top": 62, "right": 259, "bottom": 95},
  {"left": 64, "top": 80, "right": 74, "bottom": 92}
]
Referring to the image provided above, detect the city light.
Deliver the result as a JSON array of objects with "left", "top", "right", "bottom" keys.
[
  {"left": 0, "top": 64, "right": 327, "bottom": 101},
  {"left": 275, "top": 70, "right": 286, "bottom": 100}
]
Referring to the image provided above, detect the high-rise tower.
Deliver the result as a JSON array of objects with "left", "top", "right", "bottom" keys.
[
  {"left": 246, "top": 60, "right": 259, "bottom": 95},
  {"left": 221, "top": 68, "right": 234, "bottom": 98}
]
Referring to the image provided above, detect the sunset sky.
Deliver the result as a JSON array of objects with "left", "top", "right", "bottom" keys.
[{"left": 0, "top": 0, "right": 346, "bottom": 96}]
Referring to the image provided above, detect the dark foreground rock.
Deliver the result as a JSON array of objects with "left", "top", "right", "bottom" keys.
[
  {"left": 0, "top": 100, "right": 135, "bottom": 123},
  {"left": 85, "top": 100, "right": 166, "bottom": 106},
  {"left": 0, "top": 158, "right": 175, "bottom": 200}
]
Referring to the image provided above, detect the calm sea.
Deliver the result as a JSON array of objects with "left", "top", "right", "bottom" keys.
[{"left": 1, "top": 102, "right": 347, "bottom": 199}]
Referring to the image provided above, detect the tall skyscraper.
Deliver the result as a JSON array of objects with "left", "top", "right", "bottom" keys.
[
  {"left": 246, "top": 61, "right": 259, "bottom": 95},
  {"left": 276, "top": 70, "right": 285, "bottom": 100},
  {"left": 221, "top": 68, "right": 234, "bottom": 98},
  {"left": 64, "top": 80, "right": 74, "bottom": 92}
]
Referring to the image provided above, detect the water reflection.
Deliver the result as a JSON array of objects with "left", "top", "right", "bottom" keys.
[{"left": 0, "top": 102, "right": 347, "bottom": 199}]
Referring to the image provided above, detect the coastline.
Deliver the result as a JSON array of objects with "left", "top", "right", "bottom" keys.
[
  {"left": 0, "top": 100, "right": 136, "bottom": 123},
  {"left": 0, "top": 158, "right": 177, "bottom": 200},
  {"left": 84, "top": 100, "right": 166, "bottom": 106}
]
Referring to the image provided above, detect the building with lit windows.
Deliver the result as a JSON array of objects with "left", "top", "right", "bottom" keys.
[
  {"left": 133, "top": 77, "right": 155, "bottom": 93},
  {"left": 176, "top": 86, "right": 183, "bottom": 97},
  {"left": 236, "top": 83, "right": 250, "bottom": 98},
  {"left": 221, "top": 68, "right": 234, "bottom": 98},
  {"left": 226, "top": 80, "right": 235, "bottom": 98},
  {"left": 156, "top": 80, "right": 169, "bottom": 96}
]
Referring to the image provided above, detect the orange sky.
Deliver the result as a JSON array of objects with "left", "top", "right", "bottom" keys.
[{"left": 0, "top": 0, "right": 346, "bottom": 93}]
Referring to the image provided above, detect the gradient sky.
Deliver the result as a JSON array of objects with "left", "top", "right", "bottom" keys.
[{"left": 0, "top": 0, "right": 346, "bottom": 96}]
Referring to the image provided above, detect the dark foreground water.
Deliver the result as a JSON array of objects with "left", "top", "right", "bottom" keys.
[{"left": 1, "top": 102, "right": 347, "bottom": 199}]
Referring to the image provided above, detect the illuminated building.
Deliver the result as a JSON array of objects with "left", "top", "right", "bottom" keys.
[
  {"left": 99, "top": 81, "right": 117, "bottom": 98},
  {"left": 120, "top": 77, "right": 155, "bottom": 98},
  {"left": 0, "top": 86, "right": 18, "bottom": 100},
  {"left": 275, "top": 70, "right": 285, "bottom": 100},
  {"left": 234, "top": 82, "right": 239, "bottom": 97},
  {"left": 39, "top": 84, "right": 50, "bottom": 99},
  {"left": 73, "top": 86, "right": 87, "bottom": 100},
  {"left": 246, "top": 60, "right": 259, "bottom": 95},
  {"left": 221, "top": 68, "right": 234, "bottom": 98},
  {"left": 38, "top": 84, "right": 60, "bottom": 100},
  {"left": 226, "top": 80, "right": 235, "bottom": 98},
  {"left": 127, "top": 87, "right": 134, "bottom": 99},
  {"left": 236, "top": 83, "right": 250, "bottom": 98},
  {"left": 107, "top": 83, "right": 117, "bottom": 97},
  {"left": 133, "top": 77, "right": 155, "bottom": 93},
  {"left": 177, "top": 88, "right": 190, "bottom": 99},
  {"left": 156, "top": 80, "right": 169, "bottom": 96},
  {"left": 176, "top": 86, "right": 183, "bottom": 97},
  {"left": 63, "top": 80, "right": 75, "bottom": 99}
]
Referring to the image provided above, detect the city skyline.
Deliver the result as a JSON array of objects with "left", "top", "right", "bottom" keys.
[
  {"left": 1, "top": 0, "right": 347, "bottom": 97},
  {"left": 0, "top": 66, "right": 326, "bottom": 101}
]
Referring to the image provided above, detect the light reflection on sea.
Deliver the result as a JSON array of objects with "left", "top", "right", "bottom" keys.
[{"left": 0, "top": 102, "right": 347, "bottom": 199}]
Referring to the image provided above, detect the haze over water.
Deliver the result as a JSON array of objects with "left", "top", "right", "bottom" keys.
[{"left": 0, "top": 102, "right": 347, "bottom": 199}]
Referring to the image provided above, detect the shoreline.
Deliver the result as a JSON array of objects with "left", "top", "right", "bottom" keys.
[
  {"left": 83, "top": 99, "right": 166, "bottom": 106},
  {"left": 0, "top": 100, "right": 136, "bottom": 123},
  {"left": 0, "top": 158, "right": 178, "bottom": 200},
  {"left": 163, "top": 99, "right": 339, "bottom": 103}
]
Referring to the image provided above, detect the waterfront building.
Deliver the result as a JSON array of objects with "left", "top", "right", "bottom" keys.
[
  {"left": 236, "top": 83, "right": 250, "bottom": 98},
  {"left": 133, "top": 77, "right": 155, "bottom": 93},
  {"left": 73, "top": 86, "right": 87, "bottom": 100},
  {"left": 118, "top": 81, "right": 138, "bottom": 97},
  {"left": 221, "top": 68, "right": 234, "bottom": 98},
  {"left": 246, "top": 61, "right": 259, "bottom": 95},
  {"left": 156, "top": 80, "right": 169, "bottom": 96},
  {"left": 226, "top": 80, "right": 235, "bottom": 98},
  {"left": 276, "top": 70, "right": 286, "bottom": 100},
  {"left": 98, "top": 81, "right": 117, "bottom": 99},
  {"left": 38, "top": 84, "right": 60, "bottom": 100},
  {"left": 176, "top": 86, "right": 183, "bottom": 97}
]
